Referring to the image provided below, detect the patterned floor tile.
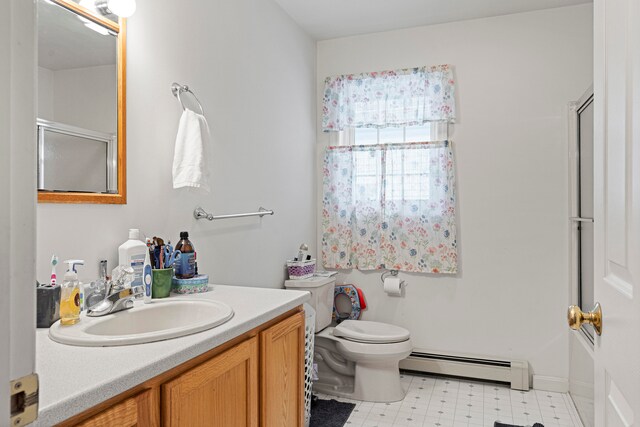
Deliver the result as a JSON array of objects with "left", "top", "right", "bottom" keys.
[{"left": 319, "top": 373, "right": 586, "bottom": 427}]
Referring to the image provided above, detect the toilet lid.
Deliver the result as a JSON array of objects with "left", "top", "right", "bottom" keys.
[{"left": 333, "top": 320, "right": 410, "bottom": 344}]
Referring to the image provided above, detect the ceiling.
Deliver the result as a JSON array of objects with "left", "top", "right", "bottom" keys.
[
  {"left": 38, "top": 0, "right": 116, "bottom": 71},
  {"left": 273, "top": 0, "right": 592, "bottom": 40}
]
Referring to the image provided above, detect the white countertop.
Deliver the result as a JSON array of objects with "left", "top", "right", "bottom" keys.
[{"left": 34, "top": 285, "right": 309, "bottom": 426}]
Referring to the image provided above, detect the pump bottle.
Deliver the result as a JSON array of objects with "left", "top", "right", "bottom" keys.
[{"left": 60, "top": 260, "right": 84, "bottom": 325}]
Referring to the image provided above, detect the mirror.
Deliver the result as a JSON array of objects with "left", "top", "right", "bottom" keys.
[{"left": 37, "top": 0, "right": 126, "bottom": 204}]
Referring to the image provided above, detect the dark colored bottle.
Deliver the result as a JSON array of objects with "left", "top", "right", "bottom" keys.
[{"left": 175, "top": 231, "right": 196, "bottom": 279}]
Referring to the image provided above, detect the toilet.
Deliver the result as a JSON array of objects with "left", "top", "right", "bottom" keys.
[{"left": 285, "top": 277, "right": 413, "bottom": 402}]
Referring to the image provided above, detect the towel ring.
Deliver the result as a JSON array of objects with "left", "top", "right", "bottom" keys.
[{"left": 171, "top": 82, "right": 205, "bottom": 115}]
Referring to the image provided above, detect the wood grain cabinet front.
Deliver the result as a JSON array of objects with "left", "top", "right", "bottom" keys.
[
  {"left": 162, "top": 336, "right": 259, "bottom": 427},
  {"left": 72, "top": 389, "right": 156, "bottom": 427},
  {"left": 57, "top": 308, "right": 305, "bottom": 427},
  {"left": 260, "top": 311, "right": 305, "bottom": 427}
]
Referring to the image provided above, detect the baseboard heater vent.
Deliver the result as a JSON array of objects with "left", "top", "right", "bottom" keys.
[{"left": 399, "top": 350, "right": 530, "bottom": 390}]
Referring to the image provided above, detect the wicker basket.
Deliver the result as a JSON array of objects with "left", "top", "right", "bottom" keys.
[{"left": 286, "top": 259, "right": 316, "bottom": 280}]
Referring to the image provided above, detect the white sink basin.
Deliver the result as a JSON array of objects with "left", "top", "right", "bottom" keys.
[{"left": 49, "top": 299, "right": 234, "bottom": 346}]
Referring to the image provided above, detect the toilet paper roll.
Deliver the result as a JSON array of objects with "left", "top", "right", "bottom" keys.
[{"left": 383, "top": 277, "right": 403, "bottom": 296}]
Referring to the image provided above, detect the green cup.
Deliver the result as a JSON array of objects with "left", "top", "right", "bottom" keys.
[{"left": 152, "top": 268, "right": 173, "bottom": 298}]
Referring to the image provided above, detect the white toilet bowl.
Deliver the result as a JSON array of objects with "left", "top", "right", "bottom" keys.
[
  {"left": 313, "top": 320, "right": 413, "bottom": 402},
  {"left": 283, "top": 278, "right": 413, "bottom": 402}
]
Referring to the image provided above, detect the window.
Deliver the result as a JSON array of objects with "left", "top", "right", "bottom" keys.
[
  {"left": 330, "top": 123, "right": 449, "bottom": 203},
  {"left": 355, "top": 124, "right": 428, "bottom": 145},
  {"left": 330, "top": 122, "right": 448, "bottom": 146},
  {"left": 321, "top": 65, "right": 458, "bottom": 274},
  {"left": 322, "top": 139, "right": 457, "bottom": 274}
]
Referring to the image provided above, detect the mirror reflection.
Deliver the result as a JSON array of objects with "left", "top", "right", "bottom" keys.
[{"left": 37, "top": 0, "right": 118, "bottom": 194}]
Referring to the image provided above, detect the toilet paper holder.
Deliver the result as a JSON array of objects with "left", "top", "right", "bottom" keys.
[
  {"left": 380, "top": 270, "right": 407, "bottom": 295},
  {"left": 380, "top": 269, "right": 400, "bottom": 283}
]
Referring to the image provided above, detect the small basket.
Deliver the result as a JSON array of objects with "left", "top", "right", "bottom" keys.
[
  {"left": 172, "top": 274, "right": 210, "bottom": 294},
  {"left": 287, "top": 259, "right": 316, "bottom": 280}
]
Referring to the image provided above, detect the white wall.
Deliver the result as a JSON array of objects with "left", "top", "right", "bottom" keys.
[
  {"left": 36, "top": 0, "right": 317, "bottom": 287},
  {"left": 38, "top": 65, "right": 117, "bottom": 133},
  {"left": 38, "top": 67, "right": 54, "bottom": 120},
  {"left": 53, "top": 65, "right": 117, "bottom": 133},
  {"left": 316, "top": 5, "right": 593, "bottom": 380}
]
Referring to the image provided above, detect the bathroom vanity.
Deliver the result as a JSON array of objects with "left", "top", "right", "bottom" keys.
[{"left": 34, "top": 285, "right": 309, "bottom": 426}]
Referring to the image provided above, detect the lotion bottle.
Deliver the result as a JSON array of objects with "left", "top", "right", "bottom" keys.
[{"left": 60, "top": 260, "right": 84, "bottom": 325}]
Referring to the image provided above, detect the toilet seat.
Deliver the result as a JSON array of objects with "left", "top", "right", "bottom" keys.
[
  {"left": 333, "top": 320, "right": 410, "bottom": 344},
  {"left": 333, "top": 285, "right": 362, "bottom": 320}
]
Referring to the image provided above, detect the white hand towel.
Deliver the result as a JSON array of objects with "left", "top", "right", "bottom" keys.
[{"left": 173, "top": 109, "right": 211, "bottom": 192}]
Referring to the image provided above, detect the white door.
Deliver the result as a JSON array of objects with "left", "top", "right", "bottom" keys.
[
  {"left": 592, "top": 0, "right": 640, "bottom": 424},
  {"left": 0, "top": 0, "right": 37, "bottom": 425}
]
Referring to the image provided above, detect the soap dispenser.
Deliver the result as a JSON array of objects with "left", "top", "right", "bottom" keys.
[{"left": 60, "top": 260, "right": 84, "bottom": 325}]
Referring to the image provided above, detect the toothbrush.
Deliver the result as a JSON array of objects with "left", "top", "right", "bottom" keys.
[
  {"left": 50, "top": 254, "right": 58, "bottom": 286},
  {"left": 143, "top": 250, "right": 153, "bottom": 303}
]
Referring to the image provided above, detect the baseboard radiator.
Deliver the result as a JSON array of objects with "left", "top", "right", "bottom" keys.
[{"left": 399, "top": 350, "right": 530, "bottom": 391}]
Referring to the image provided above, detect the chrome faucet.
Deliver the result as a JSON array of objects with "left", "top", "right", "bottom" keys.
[{"left": 86, "top": 266, "right": 143, "bottom": 317}]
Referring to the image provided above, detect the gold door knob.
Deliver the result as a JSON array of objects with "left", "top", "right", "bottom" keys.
[{"left": 567, "top": 302, "right": 602, "bottom": 336}]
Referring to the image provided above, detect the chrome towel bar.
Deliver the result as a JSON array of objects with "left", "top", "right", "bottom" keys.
[{"left": 194, "top": 206, "right": 274, "bottom": 221}]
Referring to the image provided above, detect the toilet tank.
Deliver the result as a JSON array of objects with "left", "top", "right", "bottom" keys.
[{"left": 284, "top": 277, "right": 335, "bottom": 331}]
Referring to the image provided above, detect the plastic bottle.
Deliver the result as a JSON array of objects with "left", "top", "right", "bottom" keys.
[
  {"left": 175, "top": 231, "right": 196, "bottom": 279},
  {"left": 118, "top": 229, "right": 147, "bottom": 289},
  {"left": 60, "top": 260, "right": 84, "bottom": 325}
]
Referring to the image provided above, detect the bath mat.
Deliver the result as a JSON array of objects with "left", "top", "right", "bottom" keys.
[
  {"left": 310, "top": 395, "right": 355, "bottom": 427},
  {"left": 494, "top": 422, "right": 544, "bottom": 427}
]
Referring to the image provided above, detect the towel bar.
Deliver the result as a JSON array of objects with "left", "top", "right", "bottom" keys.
[
  {"left": 194, "top": 206, "right": 274, "bottom": 221},
  {"left": 171, "top": 82, "right": 205, "bottom": 115}
]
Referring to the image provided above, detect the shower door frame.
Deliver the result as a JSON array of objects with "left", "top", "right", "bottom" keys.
[{"left": 568, "top": 87, "right": 595, "bottom": 427}]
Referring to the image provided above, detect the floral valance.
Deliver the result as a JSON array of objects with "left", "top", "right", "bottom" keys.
[{"left": 322, "top": 64, "right": 456, "bottom": 132}]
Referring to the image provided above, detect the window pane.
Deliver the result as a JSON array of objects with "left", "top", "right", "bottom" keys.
[
  {"left": 405, "top": 149, "right": 429, "bottom": 173},
  {"left": 405, "top": 124, "right": 431, "bottom": 142},
  {"left": 353, "top": 128, "right": 378, "bottom": 145},
  {"left": 378, "top": 127, "right": 404, "bottom": 144},
  {"left": 384, "top": 148, "right": 432, "bottom": 201},
  {"left": 354, "top": 176, "right": 380, "bottom": 201},
  {"left": 353, "top": 150, "right": 381, "bottom": 202},
  {"left": 404, "top": 174, "right": 430, "bottom": 200}
]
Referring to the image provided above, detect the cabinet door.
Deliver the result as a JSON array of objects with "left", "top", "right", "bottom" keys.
[
  {"left": 74, "top": 389, "right": 155, "bottom": 427},
  {"left": 260, "top": 312, "right": 305, "bottom": 427},
  {"left": 162, "top": 336, "right": 259, "bottom": 427}
]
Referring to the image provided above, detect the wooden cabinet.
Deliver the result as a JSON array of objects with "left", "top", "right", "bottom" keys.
[
  {"left": 74, "top": 390, "right": 155, "bottom": 427},
  {"left": 260, "top": 312, "right": 305, "bottom": 427},
  {"left": 59, "top": 308, "right": 304, "bottom": 427},
  {"left": 162, "top": 336, "right": 259, "bottom": 427}
]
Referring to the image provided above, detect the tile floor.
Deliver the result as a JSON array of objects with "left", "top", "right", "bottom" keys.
[{"left": 314, "top": 373, "right": 584, "bottom": 427}]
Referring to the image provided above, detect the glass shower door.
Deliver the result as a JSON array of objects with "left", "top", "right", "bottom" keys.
[
  {"left": 568, "top": 88, "right": 595, "bottom": 427},
  {"left": 577, "top": 95, "right": 595, "bottom": 339}
]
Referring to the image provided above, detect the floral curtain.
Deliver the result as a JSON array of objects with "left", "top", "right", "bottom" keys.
[
  {"left": 322, "top": 141, "right": 458, "bottom": 273},
  {"left": 322, "top": 64, "right": 456, "bottom": 132}
]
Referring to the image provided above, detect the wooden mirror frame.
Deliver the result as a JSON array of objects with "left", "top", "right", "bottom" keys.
[{"left": 38, "top": 0, "right": 127, "bottom": 204}]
